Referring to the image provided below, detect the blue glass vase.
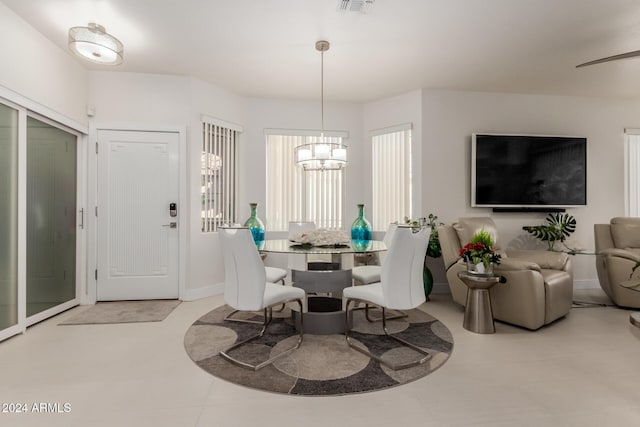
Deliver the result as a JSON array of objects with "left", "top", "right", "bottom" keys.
[
  {"left": 243, "top": 202, "right": 265, "bottom": 248},
  {"left": 351, "top": 204, "right": 372, "bottom": 251}
]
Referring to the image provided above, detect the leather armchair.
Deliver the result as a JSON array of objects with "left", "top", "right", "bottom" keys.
[
  {"left": 439, "top": 217, "right": 573, "bottom": 330},
  {"left": 594, "top": 217, "right": 640, "bottom": 308}
]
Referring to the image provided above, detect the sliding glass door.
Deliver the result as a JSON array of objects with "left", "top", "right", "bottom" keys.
[
  {"left": 0, "top": 103, "right": 19, "bottom": 335},
  {"left": 0, "top": 98, "right": 83, "bottom": 341},
  {"left": 26, "top": 117, "right": 77, "bottom": 317}
]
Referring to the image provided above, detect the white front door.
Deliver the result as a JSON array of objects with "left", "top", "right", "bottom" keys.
[{"left": 96, "top": 130, "right": 180, "bottom": 300}]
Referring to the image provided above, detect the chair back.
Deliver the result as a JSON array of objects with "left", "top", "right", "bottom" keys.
[
  {"left": 381, "top": 226, "right": 430, "bottom": 310},
  {"left": 382, "top": 223, "right": 398, "bottom": 248},
  {"left": 219, "top": 227, "right": 266, "bottom": 311}
]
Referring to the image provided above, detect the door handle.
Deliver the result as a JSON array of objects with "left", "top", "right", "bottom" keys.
[{"left": 162, "top": 222, "right": 177, "bottom": 228}]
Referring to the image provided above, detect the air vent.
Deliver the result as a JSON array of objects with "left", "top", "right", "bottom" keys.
[{"left": 338, "top": 0, "right": 375, "bottom": 13}]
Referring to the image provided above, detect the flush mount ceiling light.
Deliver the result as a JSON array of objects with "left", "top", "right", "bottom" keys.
[
  {"left": 294, "top": 40, "right": 348, "bottom": 171},
  {"left": 338, "top": 0, "right": 375, "bottom": 13},
  {"left": 68, "top": 23, "right": 123, "bottom": 65}
]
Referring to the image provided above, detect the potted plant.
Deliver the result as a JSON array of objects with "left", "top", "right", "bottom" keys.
[
  {"left": 522, "top": 213, "right": 576, "bottom": 251},
  {"left": 459, "top": 228, "right": 502, "bottom": 275},
  {"left": 404, "top": 213, "right": 443, "bottom": 298}
]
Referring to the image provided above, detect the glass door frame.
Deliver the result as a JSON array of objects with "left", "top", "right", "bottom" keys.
[
  {"left": 0, "top": 95, "right": 87, "bottom": 341},
  {"left": 24, "top": 111, "right": 86, "bottom": 328}
]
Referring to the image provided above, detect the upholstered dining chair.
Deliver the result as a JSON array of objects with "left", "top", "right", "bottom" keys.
[
  {"left": 218, "top": 227, "right": 305, "bottom": 370},
  {"left": 343, "top": 226, "right": 432, "bottom": 370},
  {"left": 351, "top": 223, "right": 398, "bottom": 285}
]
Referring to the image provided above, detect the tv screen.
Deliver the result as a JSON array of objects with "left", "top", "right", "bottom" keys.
[{"left": 472, "top": 133, "right": 587, "bottom": 208}]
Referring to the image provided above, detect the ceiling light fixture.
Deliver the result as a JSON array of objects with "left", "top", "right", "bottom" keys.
[
  {"left": 68, "top": 22, "right": 123, "bottom": 65},
  {"left": 294, "top": 40, "right": 348, "bottom": 171}
]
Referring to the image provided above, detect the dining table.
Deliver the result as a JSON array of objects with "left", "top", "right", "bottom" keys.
[{"left": 260, "top": 239, "right": 388, "bottom": 334}]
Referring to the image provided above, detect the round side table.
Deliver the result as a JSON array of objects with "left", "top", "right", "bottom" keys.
[{"left": 457, "top": 271, "right": 505, "bottom": 334}]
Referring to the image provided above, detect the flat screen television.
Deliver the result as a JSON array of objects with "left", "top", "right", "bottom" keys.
[{"left": 472, "top": 133, "right": 587, "bottom": 209}]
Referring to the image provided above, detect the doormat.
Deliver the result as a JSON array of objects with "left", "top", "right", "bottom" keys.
[
  {"left": 184, "top": 304, "right": 453, "bottom": 396},
  {"left": 59, "top": 300, "right": 181, "bottom": 325}
]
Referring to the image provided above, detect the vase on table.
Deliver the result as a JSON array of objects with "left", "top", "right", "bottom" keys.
[
  {"left": 243, "top": 202, "right": 265, "bottom": 248},
  {"left": 351, "top": 203, "right": 372, "bottom": 251},
  {"left": 466, "top": 259, "right": 494, "bottom": 276}
]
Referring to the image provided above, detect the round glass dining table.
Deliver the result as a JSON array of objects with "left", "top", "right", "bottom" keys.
[{"left": 259, "top": 239, "right": 387, "bottom": 334}]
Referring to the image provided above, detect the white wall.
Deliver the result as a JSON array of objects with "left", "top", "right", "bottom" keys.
[
  {"left": 0, "top": 3, "right": 88, "bottom": 125},
  {"left": 421, "top": 89, "right": 640, "bottom": 286},
  {"left": 88, "top": 72, "right": 248, "bottom": 299}
]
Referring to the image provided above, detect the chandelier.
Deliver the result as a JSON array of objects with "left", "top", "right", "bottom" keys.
[
  {"left": 294, "top": 40, "right": 348, "bottom": 171},
  {"left": 68, "top": 23, "right": 124, "bottom": 65}
]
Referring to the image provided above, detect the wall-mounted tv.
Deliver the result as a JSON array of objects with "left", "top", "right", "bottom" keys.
[{"left": 472, "top": 133, "right": 587, "bottom": 209}]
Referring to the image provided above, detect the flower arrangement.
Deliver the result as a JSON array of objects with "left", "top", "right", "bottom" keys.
[
  {"left": 459, "top": 228, "right": 501, "bottom": 269},
  {"left": 289, "top": 229, "right": 350, "bottom": 247}
]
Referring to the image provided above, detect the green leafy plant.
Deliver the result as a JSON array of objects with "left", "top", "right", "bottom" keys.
[
  {"left": 522, "top": 213, "right": 577, "bottom": 250},
  {"left": 404, "top": 213, "right": 443, "bottom": 258}
]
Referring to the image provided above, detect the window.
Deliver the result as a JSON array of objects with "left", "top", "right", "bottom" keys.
[
  {"left": 266, "top": 131, "right": 346, "bottom": 231},
  {"left": 201, "top": 116, "right": 241, "bottom": 232},
  {"left": 371, "top": 124, "right": 412, "bottom": 231},
  {"left": 626, "top": 129, "right": 640, "bottom": 216}
]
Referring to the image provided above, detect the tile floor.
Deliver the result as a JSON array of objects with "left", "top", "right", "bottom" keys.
[{"left": 0, "top": 289, "right": 639, "bottom": 427}]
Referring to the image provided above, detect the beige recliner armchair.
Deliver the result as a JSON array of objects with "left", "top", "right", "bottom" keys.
[
  {"left": 439, "top": 217, "right": 574, "bottom": 330},
  {"left": 594, "top": 217, "right": 640, "bottom": 308}
]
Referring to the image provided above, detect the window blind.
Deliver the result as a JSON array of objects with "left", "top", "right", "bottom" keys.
[
  {"left": 201, "top": 116, "right": 241, "bottom": 232},
  {"left": 371, "top": 124, "right": 412, "bottom": 231},
  {"left": 266, "top": 133, "right": 344, "bottom": 231}
]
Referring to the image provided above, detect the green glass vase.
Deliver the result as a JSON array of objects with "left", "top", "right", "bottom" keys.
[
  {"left": 351, "top": 204, "right": 372, "bottom": 251},
  {"left": 243, "top": 202, "right": 265, "bottom": 248}
]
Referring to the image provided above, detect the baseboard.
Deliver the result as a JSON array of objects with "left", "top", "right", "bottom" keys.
[
  {"left": 181, "top": 282, "right": 224, "bottom": 301},
  {"left": 573, "top": 279, "right": 600, "bottom": 289}
]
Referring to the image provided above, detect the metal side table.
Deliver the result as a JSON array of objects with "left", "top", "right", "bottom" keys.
[{"left": 457, "top": 271, "right": 505, "bottom": 334}]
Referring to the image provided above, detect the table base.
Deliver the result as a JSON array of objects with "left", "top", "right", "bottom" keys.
[
  {"left": 292, "top": 296, "right": 352, "bottom": 335},
  {"left": 464, "top": 288, "right": 495, "bottom": 334}
]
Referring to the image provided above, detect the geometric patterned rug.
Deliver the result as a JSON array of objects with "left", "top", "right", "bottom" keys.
[{"left": 184, "top": 304, "right": 453, "bottom": 396}]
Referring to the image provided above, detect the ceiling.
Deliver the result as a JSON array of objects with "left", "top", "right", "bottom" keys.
[{"left": 4, "top": 0, "right": 640, "bottom": 103}]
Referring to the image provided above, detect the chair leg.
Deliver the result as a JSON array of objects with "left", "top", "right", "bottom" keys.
[
  {"left": 224, "top": 308, "right": 271, "bottom": 325},
  {"left": 363, "top": 304, "right": 408, "bottom": 323},
  {"left": 219, "top": 299, "right": 304, "bottom": 371},
  {"left": 345, "top": 298, "right": 431, "bottom": 371}
]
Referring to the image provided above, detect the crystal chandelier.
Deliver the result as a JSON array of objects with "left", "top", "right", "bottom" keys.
[{"left": 294, "top": 40, "right": 348, "bottom": 171}]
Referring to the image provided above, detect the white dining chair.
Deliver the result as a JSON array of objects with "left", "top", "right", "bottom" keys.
[
  {"left": 218, "top": 227, "right": 305, "bottom": 370},
  {"left": 343, "top": 226, "right": 431, "bottom": 370},
  {"left": 351, "top": 222, "right": 398, "bottom": 285}
]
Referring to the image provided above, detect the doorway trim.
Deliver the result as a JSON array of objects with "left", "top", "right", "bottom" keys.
[{"left": 87, "top": 123, "right": 187, "bottom": 304}]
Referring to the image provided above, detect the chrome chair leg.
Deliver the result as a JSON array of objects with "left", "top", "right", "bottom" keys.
[
  {"left": 363, "top": 304, "right": 408, "bottom": 323},
  {"left": 219, "top": 298, "right": 304, "bottom": 371},
  {"left": 345, "top": 298, "right": 431, "bottom": 371},
  {"left": 224, "top": 307, "right": 272, "bottom": 325}
]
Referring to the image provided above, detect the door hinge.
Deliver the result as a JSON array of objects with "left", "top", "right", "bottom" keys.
[
  {"left": 95, "top": 142, "right": 98, "bottom": 154},
  {"left": 95, "top": 269, "right": 98, "bottom": 281},
  {"left": 95, "top": 206, "right": 98, "bottom": 217}
]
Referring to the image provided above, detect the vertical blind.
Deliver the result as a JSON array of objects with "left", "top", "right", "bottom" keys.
[
  {"left": 371, "top": 124, "right": 412, "bottom": 231},
  {"left": 266, "top": 133, "right": 344, "bottom": 231},
  {"left": 201, "top": 116, "right": 241, "bottom": 232},
  {"left": 626, "top": 130, "right": 640, "bottom": 216}
]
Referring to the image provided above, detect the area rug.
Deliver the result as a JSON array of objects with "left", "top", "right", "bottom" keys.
[
  {"left": 59, "top": 300, "right": 181, "bottom": 325},
  {"left": 184, "top": 304, "right": 453, "bottom": 396}
]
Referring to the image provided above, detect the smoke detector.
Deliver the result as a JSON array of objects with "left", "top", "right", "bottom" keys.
[{"left": 338, "top": 0, "right": 375, "bottom": 13}]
